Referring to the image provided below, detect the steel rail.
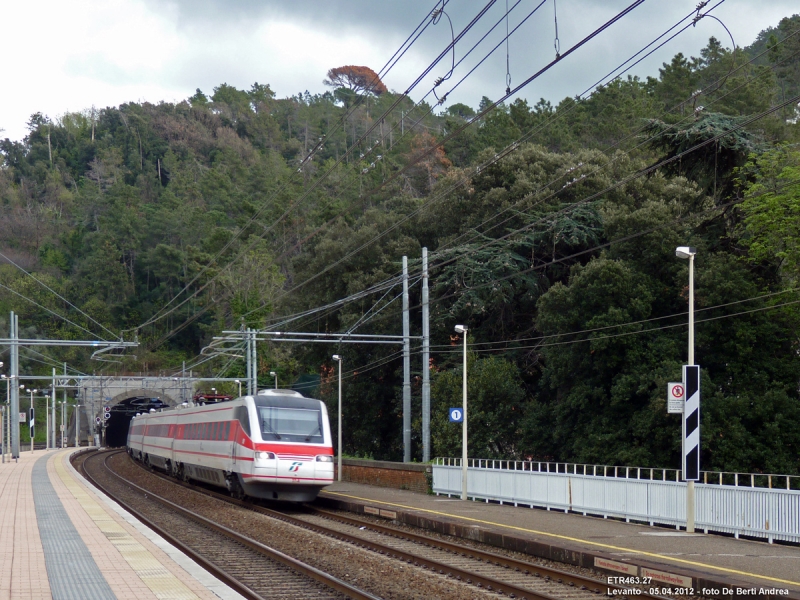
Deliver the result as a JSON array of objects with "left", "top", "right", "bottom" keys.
[
  {"left": 130, "top": 457, "right": 663, "bottom": 600},
  {"left": 78, "top": 449, "right": 379, "bottom": 600}
]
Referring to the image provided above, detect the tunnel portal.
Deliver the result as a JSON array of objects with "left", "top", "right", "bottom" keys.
[{"left": 105, "top": 396, "right": 169, "bottom": 447}]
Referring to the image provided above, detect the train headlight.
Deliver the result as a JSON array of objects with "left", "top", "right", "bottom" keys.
[
  {"left": 315, "top": 455, "right": 334, "bottom": 462},
  {"left": 255, "top": 451, "right": 276, "bottom": 460}
]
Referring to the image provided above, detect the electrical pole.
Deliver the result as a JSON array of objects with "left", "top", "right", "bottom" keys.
[
  {"left": 402, "top": 256, "right": 411, "bottom": 462},
  {"left": 251, "top": 328, "right": 258, "bottom": 394},
  {"left": 10, "top": 311, "right": 19, "bottom": 459},
  {"left": 422, "top": 248, "right": 431, "bottom": 462},
  {"left": 245, "top": 325, "right": 252, "bottom": 396}
]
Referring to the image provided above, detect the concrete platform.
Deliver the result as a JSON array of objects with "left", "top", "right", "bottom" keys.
[
  {"left": 318, "top": 481, "right": 800, "bottom": 598},
  {"left": 0, "top": 449, "right": 245, "bottom": 600}
]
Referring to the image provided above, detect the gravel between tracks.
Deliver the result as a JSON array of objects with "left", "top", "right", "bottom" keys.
[{"left": 98, "top": 452, "right": 500, "bottom": 600}]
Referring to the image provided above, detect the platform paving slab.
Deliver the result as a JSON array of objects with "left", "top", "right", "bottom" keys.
[
  {"left": 319, "top": 481, "right": 800, "bottom": 597},
  {"left": 0, "top": 449, "right": 246, "bottom": 600}
]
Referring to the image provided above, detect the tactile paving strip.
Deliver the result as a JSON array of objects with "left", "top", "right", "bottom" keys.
[
  {"left": 33, "top": 454, "right": 117, "bottom": 600},
  {"left": 52, "top": 454, "right": 200, "bottom": 600}
]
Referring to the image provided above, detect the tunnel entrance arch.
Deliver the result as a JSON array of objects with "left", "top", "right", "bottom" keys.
[{"left": 104, "top": 389, "right": 176, "bottom": 447}]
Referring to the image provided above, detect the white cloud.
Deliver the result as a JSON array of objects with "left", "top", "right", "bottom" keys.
[{"left": 1, "top": 0, "right": 797, "bottom": 142}]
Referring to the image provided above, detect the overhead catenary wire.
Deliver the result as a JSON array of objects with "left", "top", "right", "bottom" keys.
[
  {"left": 354, "top": 24, "right": 792, "bottom": 310},
  {"left": 231, "top": 0, "right": 724, "bottom": 342},
  {"left": 279, "top": 1, "right": 731, "bottom": 287},
  {"left": 154, "top": 0, "right": 567, "bottom": 343},
  {"left": 435, "top": 298, "right": 800, "bottom": 354},
  {"left": 133, "top": 0, "right": 502, "bottom": 338},
  {"left": 162, "top": 3, "right": 788, "bottom": 366},
  {"left": 291, "top": 290, "right": 800, "bottom": 393},
  {"left": 245, "top": 4, "right": 788, "bottom": 350},
  {"left": 129, "top": 0, "right": 450, "bottom": 333},
  {"left": 271, "top": 0, "right": 537, "bottom": 261},
  {"left": 0, "top": 250, "right": 117, "bottom": 341},
  {"left": 429, "top": 286, "right": 800, "bottom": 350},
  {"left": 426, "top": 18, "right": 795, "bottom": 268},
  {"left": 353, "top": 175, "right": 800, "bottom": 334},
  {"left": 424, "top": 91, "right": 800, "bottom": 283},
  {"left": 220, "top": 25, "right": 798, "bottom": 383},
  {"left": 235, "top": 1, "right": 663, "bottom": 316},
  {"left": 258, "top": 3, "right": 734, "bottom": 329},
  {"left": 0, "top": 281, "right": 112, "bottom": 340}
]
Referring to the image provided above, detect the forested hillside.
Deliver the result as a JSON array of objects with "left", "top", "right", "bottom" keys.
[{"left": 2, "top": 17, "right": 800, "bottom": 473}]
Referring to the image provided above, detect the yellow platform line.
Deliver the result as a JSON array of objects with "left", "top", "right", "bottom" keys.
[
  {"left": 54, "top": 453, "right": 200, "bottom": 600},
  {"left": 324, "top": 491, "right": 800, "bottom": 589}
]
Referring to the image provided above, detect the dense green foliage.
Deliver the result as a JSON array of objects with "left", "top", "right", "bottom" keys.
[{"left": 2, "top": 23, "right": 800, "bottom": 474}]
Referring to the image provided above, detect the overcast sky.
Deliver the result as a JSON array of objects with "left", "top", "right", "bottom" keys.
[{"left": 1, "top": 0, "right": 797, "bottom": 142}]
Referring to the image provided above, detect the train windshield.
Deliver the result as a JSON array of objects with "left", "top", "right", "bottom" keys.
[{"left": 258, "top": 406, "right": 323, "bottom": 443}]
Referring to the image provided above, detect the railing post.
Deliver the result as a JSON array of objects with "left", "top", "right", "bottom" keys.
[
  {"left": 768, "top": 475, "right": 772, "bottom": 489},
  {"left": 720, "top": 472, "right": 723, "bottom": 485},
  {"left": 751, "top": 474, "right": 754, "bottom": 488},
  {"left": 703, "top": 471, "right": 707, "bottom": 484},
  {"left": 735, "top": 473, "right": 739, "bottom": 486},
  {"left": 650, "top": 468, "right": 653, "bottom": 480}
]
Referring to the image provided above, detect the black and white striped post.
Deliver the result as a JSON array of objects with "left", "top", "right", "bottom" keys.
[
  {"left": 682, "top": 364, "right": 700, "bottom": 474},
  {"left": 676, "top": 246, "right": 699, "bottom": 533}
]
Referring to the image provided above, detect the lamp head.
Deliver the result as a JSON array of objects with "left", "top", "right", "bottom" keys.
[
  {"left": 454, "top": 324, "right": 468, "bottom": 334},
  {"left": 332, "top": 354, "right": 341, "bottom": 362},
  {"left": 675, "top": 246, "right": 697, "bottom": 259},
  {"left": 235, "top": 379, "right": 240, "bottom": 384},
  {"left": 270, "top": 371, "right": 276, "bottom": 377}
]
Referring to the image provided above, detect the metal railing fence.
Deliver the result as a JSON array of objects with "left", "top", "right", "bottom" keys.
[
  {"left": 432, "top": 457, "right": 800, "bottom": 490},
  {"left": 431, "top": 458, "right": 800, "bottom": 543}
]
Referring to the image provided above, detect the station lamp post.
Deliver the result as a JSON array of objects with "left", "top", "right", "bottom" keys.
[
  {"left": 270, "top": 371, "right": 278, "bottom": 390},
  {"left": 332, "top": 355, "right": 343, "bottom": 482},
  {"left": 235, "top": 380, "right": 242, "bottom": 397},
  {"left": 676, "top": 246, "right": 697, "bottom": 533},
  {"left": 454, "top": 325, "right": 469, "bottom": 501}
]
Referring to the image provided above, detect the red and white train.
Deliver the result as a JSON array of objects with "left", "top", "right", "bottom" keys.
[{"left": 126, "top": 389, "right": 334, "bottom": 502}]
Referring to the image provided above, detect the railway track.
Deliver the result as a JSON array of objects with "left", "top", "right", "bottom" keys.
[
  {"left": 76, "top": 449, "right": 378, "bottom": 600},
  {"left": 88, "top": 448, "right": 674, "bottom": 600}
]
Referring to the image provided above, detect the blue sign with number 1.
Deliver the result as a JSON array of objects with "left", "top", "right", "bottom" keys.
[{"left": 449, "top": 407, "right": 463, "bottom": 422}]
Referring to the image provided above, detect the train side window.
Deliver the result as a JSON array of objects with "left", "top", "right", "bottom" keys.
[
  {"left": 224, "top": 421, "right": 231, "bottom": 440},
  {"left": 234, "top": 407, "right": 251, "bottom": 437}
]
